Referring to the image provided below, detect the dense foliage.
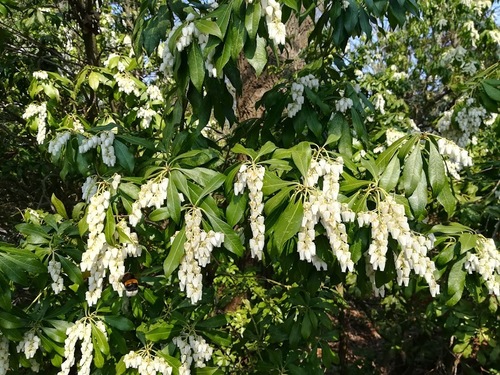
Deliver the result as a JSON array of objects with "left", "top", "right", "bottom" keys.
[{"left": 0, "top": 0, "right": 499, "bottom": 373}]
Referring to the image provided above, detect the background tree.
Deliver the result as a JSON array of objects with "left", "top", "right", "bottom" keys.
[{"left": 0, "top": 0, "right": 499, "bottom": 374}]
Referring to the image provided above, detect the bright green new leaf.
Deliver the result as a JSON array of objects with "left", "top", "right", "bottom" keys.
[
  {"left": 194, "top": 19, "right": 222, "bottom": 39},
  {"left": 88, "top": 71, "right": 100, "bottom": 91},
  {"left": 51, "top": 193, "right": 68, "bottom": 219},
  {"left": 408, "top": 170, "right": 427, "bottom": 219},
  {"left": 459, "top": 233, "right": 477, "bottom": 253}
]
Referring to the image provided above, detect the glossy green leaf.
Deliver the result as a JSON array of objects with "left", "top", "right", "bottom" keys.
[
  {"left": 262, "top": 171, "right": 293, "bottom": 195},
  {"left": 145, "top": 324, "right": 175, "bottom": 342},
  {"left": 447, "top": 256, "right": 467, "bottom": 306},
  {"left": 92, "top": 323, "right": 110, "bottom": 355},
  {"left": 482, "top": 82, "right": 500, "bottom": 101},
  {"left": 264, "top": 186, "right": 293, "bottom": 216},
  {"left": 51, "top": 193, "right": 68, "bottom": 219},
  {"left": 104, "top": 206, "right": 116, "bottom": 245},
  {"left": 88, "top": 71, "right": 100, "bottom": 91},
  {"left": 246, "top": 36, "right": 267, "bottom": 76},
  {"left": 57, "top": 255, "right": 83, "bottom": 285},
  {"left": 437, "top": 180, "right": 456, "bottom": 217},
  {"left": 167, "top": 177, "right": 181, "bottom": 224},
  {"left": 408, "top": 170, "right": 427, "bottom": 219},
  {"left": 195, "top": 173, "right": 226, "bottom": 206},
  {"left": 379, "top": 155, "right": 400, "bottom": 191},
  {"left": 291, "top": 142, "right": 312, "bottom": 178},
  {"left": 245, "top": 2, "right": 261, "bottom": 40},
  {"left": 103, "top": 316, "right": 135, "bottom": 331},
  {"left": 428, "top": 140, "right": 446, "bottom": 196},
  {"left": 114, "top": 139, "right": 135, "bottom": 173},
  {"left": 226, "top": 194, "right": 248, "bottom": 227},
  {"left": 402, "top": 144, "right": 422, "bottom": 196},
  {"left": 163, "top": 227, "right": 186, "bottom": 278},
  {"left": 188, "top": 43, "right": 205, "bottom": 92},
  {"left": 194, "top": 19, "right": 222, "bottom": 39},
  {"left": 205, "top": 211, "right": 244, "bottom": 256},
  {"left": 459, "top": 233, "right": 477, "bottom": 253},
  {"left": 273, "top": 199, "right": 303, "bottom": 253}
]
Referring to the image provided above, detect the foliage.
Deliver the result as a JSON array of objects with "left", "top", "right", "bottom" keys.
[{"left": 0, "top": 0, "right": 499, "bottom": 374}]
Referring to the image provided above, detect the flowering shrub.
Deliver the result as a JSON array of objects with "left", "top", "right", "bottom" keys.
[{"left": 0, "top": 0, "right": 499, "bottom": 373}]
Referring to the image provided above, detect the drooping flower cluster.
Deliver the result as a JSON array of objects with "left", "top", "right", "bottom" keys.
[
  {"left": 22, "top": 102, "right": 48, "bottom": 144},
  {"left": 234, "top": 163, "right": 266, "bottom": 260},
  {"left": 335, "top": 92, "right": 354, "bottom": 113},
  {"left": 173, "top": 333, "right": 214, "bottom": 374},
  {"left": 123, "top": 349, "right": 173, "bottom": 375},
  {"left": 0, "top": 335, "right": 8, "bottom": 375},
  {"left": 136, "top": 84, "right": 164, "bottom": 129},
  {"left": 114, "top": 72, "right": 140, "bottom": 96},
  {"left": 16, "top": 330, "right": 40, "bottom": 359},
  {"left": 286, "top": 74, "right": 320, "bottom": 118},
  {"left": 465, "top": 236, "right": 500, "bottom": 295},
  {"left": 177, "top": 208, "right": 224, "bottom": 304},
  {"left": 437, "top": 137, "right": 472, "bottom": 180},
  {"left": 78, "top": 131, "right": 116, "bottom": 167},
  {"left": 33, "top": 70, "right": 49, "bottom": 80},
  {"left": 372, "top": 93, "right": 386, "bottom": 114},
  {"left": 48, "top": 131, "right": 71, "bottom": 157},
  {"left": 58, "top": 319, "right": 107, "bottom": 375},
  {"left": 358, "top": 195, "right": 439, "bottom": 297},
  {"left": 80, "top": 189, "right": 111, "bottom": 305},
  {"left": 298, "top": 155, "right": 355, "bottom": 271},
  {"left": 129, "top": 177, "right": 169, "bottom": 226},
  {"left": 261, "top": 0, "right": 286, "bottom": 45},
  {"left": 48, "top": 258, "right": 64, "bottom": 294},
  {"left": 82, "top": 176, "right": 98, "bottom": 202}
]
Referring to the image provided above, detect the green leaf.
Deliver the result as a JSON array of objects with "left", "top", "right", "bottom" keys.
[
  {"left": 114, "top": 140, "right": 135, "bottom": 173},
  {"left": 57, "top": 255, "right": 83, "bottom": 286},
  {"left": 188, "top": 43, "right": 205, "bottom": 92},
  {"left": 437, "top": 180, "right": 456, "bottom": 217},
  {"left": 459, "top": 233, "right": 477, "bottom": 253},
  {"left": 195, "top": 173, "right": 226, "bottom": 206},
  {"left": 145, "top": 324, "right": 175, "bottom": 342},
  {"left": 350, "top": 108, "right": 368, "bottom": 144},
  {"left": 402, "top": 144, "right": 422, "bottom": 196},
  {"left": 264, "top": 186, "right": 293, "bottom": 216},
  {"left": 427, "top": 140, "right": 446, "bottom": 196},
  {"left": 262, "top": 171, "right": 293, "bottom": 195},
  {"left": 88, "top": 71, "right": 100, "bottom": 91},
  {"left": 408, "top": 170, "right": 427, "bottom": 219},
  {"left": 360, "top": 158, "right": 379, "bottom": 179},
  {"left": 231, "top": 144, "right": 257, "bottom": 159},
  {"left": 430, "top": 222, "right": 470, "bottom": 234},
  {"left": 92, "top": 323, "right": 110, "bottom": 355},
  {"left": 246, "top": 36, "right": 267, "bottom": 76},
  {"left": 205, "top": 211, "right": 244, "bottom": 256},
  {"left": 149, "top": 207, "right": 170, "bottom": 221},
  {"left": 194, "top": 19, "right": 222, "bottom": 39},
  {"left": 226, "top": 194, "right": 248, "bottom": 227},
  {"left": 375, "top": 135, "right": 408, "bottom": 168},
  {"left": 256, "top": 141, "right": 277, "bottom": 160},
  {"left": 447, "top": 256, "right": 467, "bottom": 306},
  {"left": 273, "top": 199, "right": 303, "bottom": 253},
  {"left": 163, "top": 228, "right": 186, "bottom": 278},
  {"left": 167, "top": 178, "right": 181, "bottom": 224},
  {"left": 51, "top": 193, "right": 68, "bottom": 219},
  {"left": 300, "top": 313, "right": 312, "bottom": 339},
  {"left": 291, "top": 142, "right": 312, "bottom": 178},
  {"left": 105, "top": 206, "right": 116, "bottom": 245},
  {"left": 482, "top": 82, "right": 500, "bottom": 101},
  {"left": 102, "top": 316, "right": 135, "bottom": 331},
  {"left": 213, "top": 3, "right": 231, "bottom": 36},
  {"left": 245, "top": 2, "right": 261, "bottom": 40},
  {"left": 0, "top": 311, "right": 24, "bottom": 329},
  {"left": 379, "top": 155, "right": 400, "bottom": 191}
]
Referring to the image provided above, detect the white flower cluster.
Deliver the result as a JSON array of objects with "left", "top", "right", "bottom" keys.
[
  {"left": 48, "top": 131, "right": 71, "bottom": 157},
  {"left": 386, "top": 128, "right": 406, "bottom": 145},
  {"left": 372, "top": 93, "right": 385, "bottom": 114},
  {"left": 173, "top": 333, "right": 214, "bottom": 373},
  {"left": 80, "top": 189, "right": 111, "bottom": 305},
  {"left": 0, "top": 335, "right": 8, "bottom": 375},
  {"left": 137, "top": 107, "right": 157, "bottom": 129},
  {"left": 22, "top": 102, "right": 48, "bottom": 144},
  {"left": 79, "top": 131, "right": 116, "bottom": 167},
  {"left": 234, "top": 163, "right": 266, "bottom": 260},
  {"left": 454, "top": 100, "right": 488, "bottom": 147},
  {"left": 335, "top": 96, "right": 354, "bottom": 114},
  {"left": 123, "top": 350, "right": 172, "bottom": 375},
  {"left": 463, "top": 21, "right": 480, "bottom": 48},
  {"left": 16, "top": 330, "right": 40, "bottom": 359},
  {"left": 440, "top": 45, "right": 467, "bottom": 66},
  {"left": 465, "top": 237, "right": 500, "bottom": 295},
  {"left": 437, "top": 137, "right": 472, "bottom": 180},
  {"left": 114, "top": 72, "right": 140, "bottom": 96},
  {"left": 82, "top": 176, "right": 98, "bottom": 202},
  {"left": 262, "top": 0, "right": 286, "bottom": 45},
  {"left": 48, "top": 258, "right": 64, "bottom": 294},
  {"left": 146, "top": 85, "right": 163, "bottom": 102},
  {"left": 33, "top": 70, "right": 48, "bottom": 80},
  {"left": 358, "top": 196, "right": 439, "bottom": 297},
  {"left": 178, "top": 208, "right": 224, "bottom": 304},
  {"left": 58, "top": 320, "right": 107, "bottom": 375},
  {"left": 299, "top": 156, "right": 355, "bottom": 271},
  {"left": 129, "top": 177, "right": 169, "bottom": 226},
  {"left": 286, "top": 74, "right": 320, "bottom": 118}
]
